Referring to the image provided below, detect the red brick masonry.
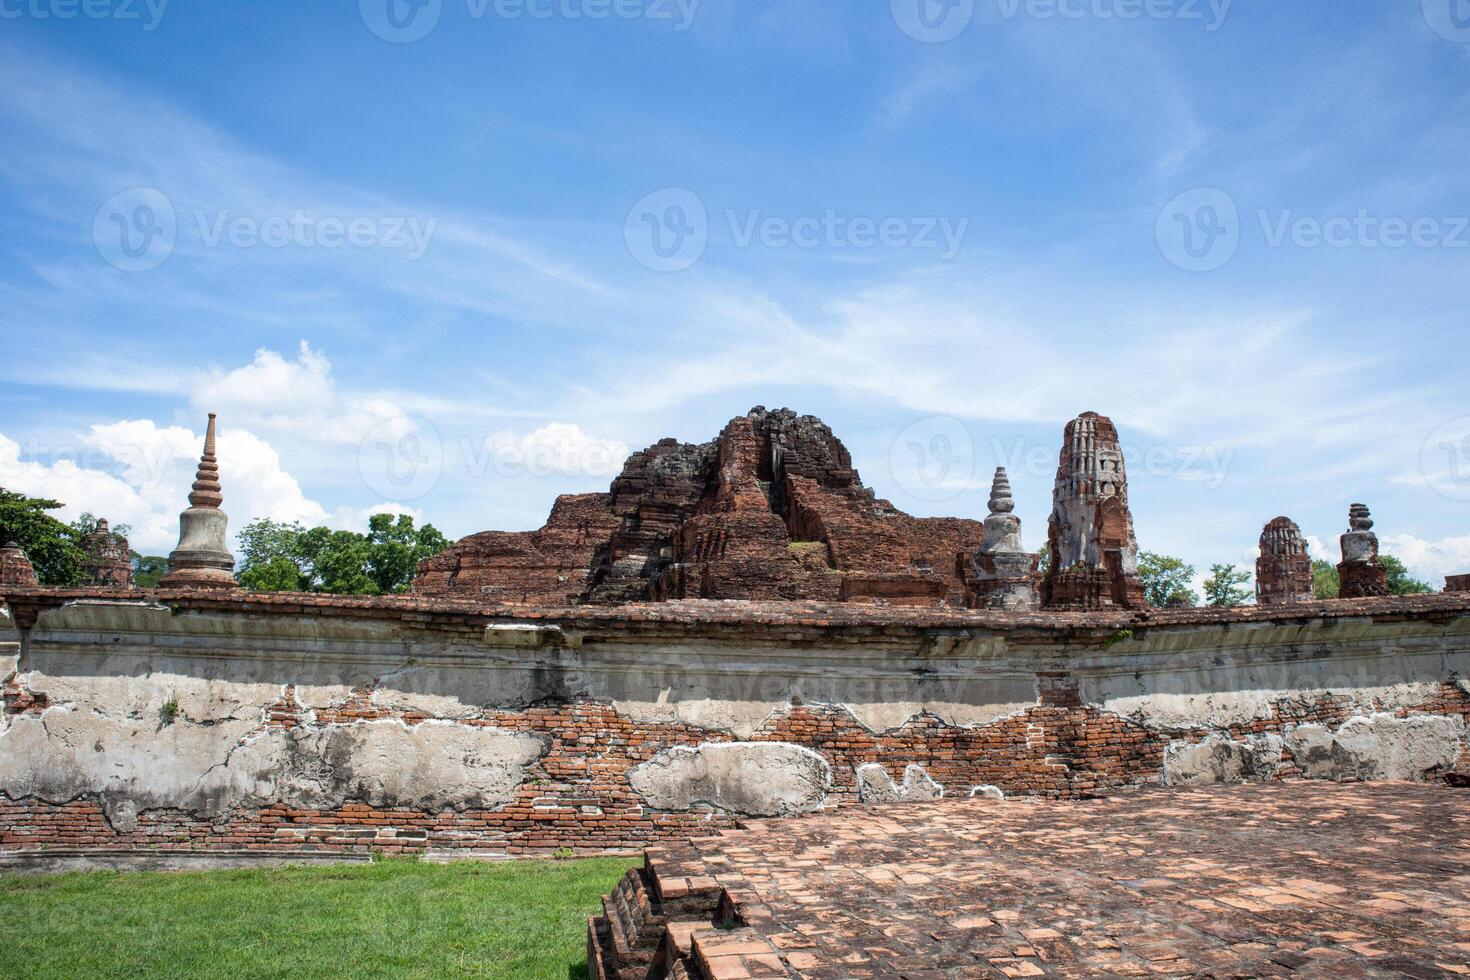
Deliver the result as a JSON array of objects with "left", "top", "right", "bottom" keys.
[
  {"left": 591, "top": 782, "right": 1470, "bottom": 978},
  {"left": 3, "top": 587, "right": 1469, "bottom": 861}
]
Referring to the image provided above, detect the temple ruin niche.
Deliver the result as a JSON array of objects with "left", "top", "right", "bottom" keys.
[
  {"left": 1255, "top": 516, "right": 1313, "bottom": 606},
  {"left": 1041, "top": 411, "right": 1145, "bottom": 610}
]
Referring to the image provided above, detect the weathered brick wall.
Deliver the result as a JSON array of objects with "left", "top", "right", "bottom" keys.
[{"left": 2, "top": 589, "right": 1467, "bottom": 864}]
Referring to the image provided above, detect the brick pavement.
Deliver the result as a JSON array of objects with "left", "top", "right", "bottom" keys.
[{"left": 590, "top": 782, "right": 1470, "bottom": 978}]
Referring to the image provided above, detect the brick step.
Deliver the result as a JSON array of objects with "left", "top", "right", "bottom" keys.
[
  {"left": 589, "top": 849, "right": 745, "bottom": 980},
  {"left": 586, "top": 916, "right": 618, "bottom": 980},
  {"left": 603, "top": 866, "right": 667, "bottom": 971},
  {"left": 646, "top": 854, "right": 724, "bottom": 918},
  {"left": 656, "top": 921, "right": 716, "bottom": 980},
  {"left": 690, "top": 927, "right": 789, "bottom": 978}
]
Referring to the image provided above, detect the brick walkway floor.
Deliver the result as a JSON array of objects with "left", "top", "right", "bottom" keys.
[{"left": 591, "top": 782, "right": 1470, "bottom": 978}]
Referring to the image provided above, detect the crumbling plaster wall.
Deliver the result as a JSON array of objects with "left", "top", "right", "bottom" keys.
[{"left": 1, "top": 599, "right": 1466, "bottom": 861}]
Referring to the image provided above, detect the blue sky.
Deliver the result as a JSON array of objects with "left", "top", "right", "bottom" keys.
[{"left": 2, "top": 0, "right": 1468, "bottom": 594}]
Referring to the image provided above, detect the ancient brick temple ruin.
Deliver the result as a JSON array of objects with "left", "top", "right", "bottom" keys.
[
  {"left": 415, "top": 407, "right": 986, "bottom": 607},
  {"left": 1040, "top": 412, "right": 1146, "bottom": 610},
  {"left": 1255, "top": 516, "right": 1314, "bottom": 606},
  {"left": 0, "top": 542, "right": 37, "bottom": 587},
  {"left": 79, "top": 519, "right": 132, "bottom": 589},
  {"left": 1337, "top": 502, "right": 1389, "bottom": 599},
  {"left": 967, "top": 467, "right": 1039, "bottom": 611},
  {"left": 3, "top": 404, "right": 1469, "bottom": 893}
]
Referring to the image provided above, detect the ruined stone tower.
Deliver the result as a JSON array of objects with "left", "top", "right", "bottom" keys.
[
  {"left": 968, "top": 467, "right": 1039, "bottom": 610},
  {"left": 81, "top": 518, "right": 133, "bottom": 589},
  {"left": 1337, "top": 502, "right": 1388, "bottom": 599},
  {"left": 160, "top": 414, "right": 237, "bottom": 589},
  {"left": 1041, "top": 411, "right": 1145, "bottom": 610},
  {"left": 0, "top": 541, "right": 38, "bottom": 587},
  {"left": 1255, "top": 517, "right": 1313, "bottom": 606}
]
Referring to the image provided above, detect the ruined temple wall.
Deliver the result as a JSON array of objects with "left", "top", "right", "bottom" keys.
[{"left": 1, "top": 595, "right": 1467, "bottom": 868}]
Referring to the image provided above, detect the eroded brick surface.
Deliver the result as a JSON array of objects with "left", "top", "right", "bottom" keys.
[
  {"left": 596, "top": 783, "right": 1470, "bottom": 978},
  {"left": 414, "top": 407, "right": 983, "bottom": 607}
]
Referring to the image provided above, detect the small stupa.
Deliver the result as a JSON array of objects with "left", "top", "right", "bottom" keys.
[{"left": 159, "top": 414, "right": 238, "bottom": 589}]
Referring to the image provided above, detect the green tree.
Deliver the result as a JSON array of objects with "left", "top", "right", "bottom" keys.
[
  {"left": 0, "top": 489, "right": 87, "bottom": 585},
  {"left": 295, "top": 526, "right": 377, "bottom": 595},
  {"left": 241, "top": 554, "right": 308, "bottom": 591},
  {"left": 1311, "top": 559, "right": 1339, "bottom": 599},
  {"left": 236, "top": 519, "right": 310, "bottom": 592},
  {"left": 1203, "top": 563, "right": 1252, "bottom": 607},
  {"left": 1137, "top": 551, "right": 1198, "bottom": 607},
  {"left": 131, "top": 553, "right": 170, "bottom": 589},
  {"left": 234, "top": 515, "right": 447, "bottom": 595},
  {"left": 365, "top": 513, "right": 449, "bottom": 594},
  {"left": 1382, "top": 555, "right": 1433, "bottom": 595}
]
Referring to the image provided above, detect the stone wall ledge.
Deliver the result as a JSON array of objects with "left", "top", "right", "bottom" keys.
[{"left": 4, "top": 586, "right": 1468, "bottom": 638}]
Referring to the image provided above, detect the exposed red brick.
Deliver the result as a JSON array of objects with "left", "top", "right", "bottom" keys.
[{"left": 415, "top": 408, "right": 982, "bottom": 607}]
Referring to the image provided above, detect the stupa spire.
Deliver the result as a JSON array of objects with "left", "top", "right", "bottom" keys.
[
  {"left": 188, "top": 413, "right": 223, "bottom": 509},
  {"left": 968, "top": 466, "right": 1039, "bottom": 610},
  {"left": 159, "top": 413, "right": 237, "bottom": 590}
]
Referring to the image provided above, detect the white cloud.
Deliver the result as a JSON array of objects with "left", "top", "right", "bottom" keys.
[
  {"left": 1380, "top": 532, "right": 1470, "bottom": 588},
  {"left": 191, "top": 342, "right": 410, "bottom": 447}
]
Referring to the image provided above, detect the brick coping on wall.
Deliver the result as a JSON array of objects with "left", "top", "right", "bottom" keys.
[{"left": 3, "top": 585, "right": 1468, "bottom": 637}]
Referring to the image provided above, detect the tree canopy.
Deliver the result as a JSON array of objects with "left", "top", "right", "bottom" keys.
[
  {"left": 1137, "top": 551, "right": 1198, "bottom": 607},
  {"left": 237, "top": 513, "right": 448, "bottom": 594},
  {"left": 0, "top": 490, "right": 88, "bottom": 585},
  {"left": 1202, "top": 563, "right": 1252, "bottom": 607}
]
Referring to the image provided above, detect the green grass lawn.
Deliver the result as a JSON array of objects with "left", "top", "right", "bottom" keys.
[{"left": 0, "top": 855, "right": 631, "bottom": 979}]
